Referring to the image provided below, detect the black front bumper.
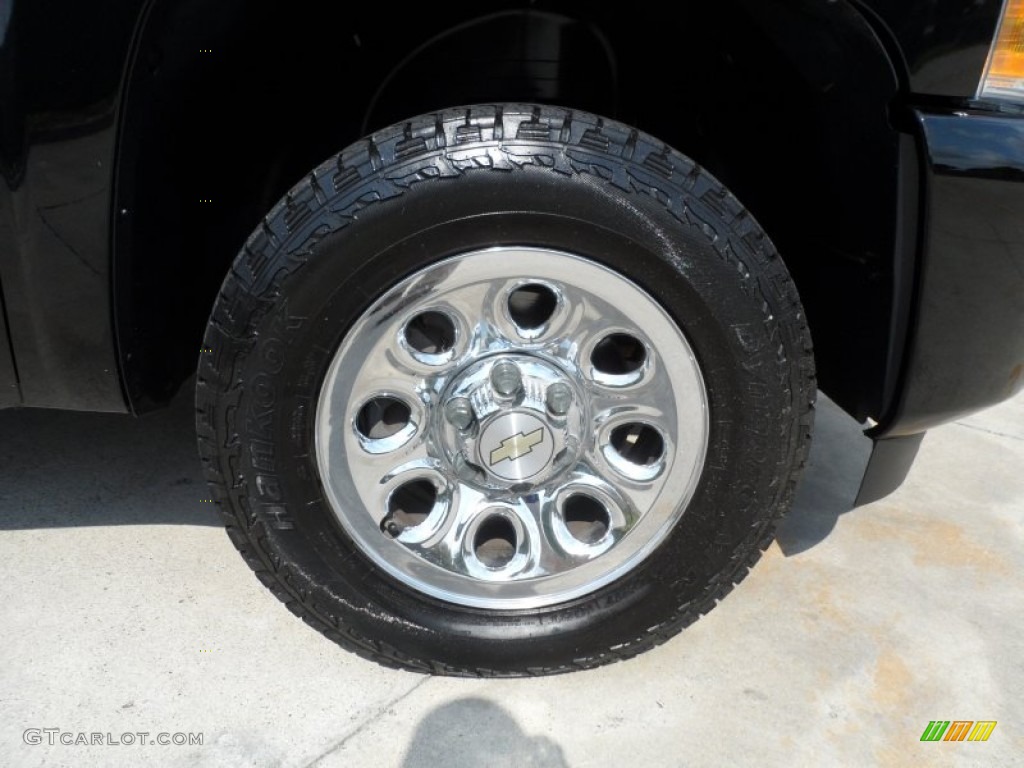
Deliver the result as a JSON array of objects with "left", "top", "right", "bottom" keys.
[{"left": 857, "top": 106, "right": 1024, "bottom": 504}]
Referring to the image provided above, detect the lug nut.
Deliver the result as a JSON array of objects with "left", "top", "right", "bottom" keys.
[
  {"left": 444, "top": 397, "right": 475, "bottom": 430},
  {"left": 490, "top": 361, "right": 522, "bottom": 397},
  {"left": 546, "top": 382, "right": 573, "bottom": 415}
]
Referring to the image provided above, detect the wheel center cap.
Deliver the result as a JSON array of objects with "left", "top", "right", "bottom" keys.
[{"left": 478, "top": 412, "right": 554, "bottom": 482}]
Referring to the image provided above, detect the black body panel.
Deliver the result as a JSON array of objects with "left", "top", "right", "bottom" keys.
[
  {"left": 0, "top": 278, "right": 19, "bottom": 407},
  {"left": 0, "top": 0, "right": 142, "bottom": 411},
  {"left": 858, "top": 0, "right": 1002, "bottom": 97},
  {"left": 880, "top": 109, "right": 1024, "bottom": 436}
]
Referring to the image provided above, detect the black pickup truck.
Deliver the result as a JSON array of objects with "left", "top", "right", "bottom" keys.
[{"left": 1, "top": 0, "right": 1022, "bottom": 675}]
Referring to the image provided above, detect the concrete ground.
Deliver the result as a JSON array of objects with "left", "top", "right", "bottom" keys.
[{"left": 0, "top": 387, "right": 1021, "bottom": 768}]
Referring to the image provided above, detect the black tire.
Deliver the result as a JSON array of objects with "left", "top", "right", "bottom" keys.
[{"left": 196, "top": 104, "right": 815, "bottom": 676}]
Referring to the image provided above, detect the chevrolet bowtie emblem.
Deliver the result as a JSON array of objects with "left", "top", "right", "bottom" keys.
[{"left": 489, "top": 428, "right": 545, "bottom": 466}]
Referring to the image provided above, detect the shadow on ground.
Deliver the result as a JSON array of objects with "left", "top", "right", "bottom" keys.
[
  {"left": 401, "top": 698, "right": 568, "bottom": 768},
  {"left": 0, "top": 383, "right": 871, "bottom": 555},
  {"left": 0, "top": 383, "right": 216, "bottom": 529}
]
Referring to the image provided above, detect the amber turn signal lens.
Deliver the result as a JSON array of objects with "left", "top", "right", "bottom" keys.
[{"left": 979, "top": 0, "right": 1024, "bottom": 101}]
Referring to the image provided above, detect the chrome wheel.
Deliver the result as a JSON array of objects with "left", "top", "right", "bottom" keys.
[{"left": 315, "top": 247, "right": 709, "bottom": 609}]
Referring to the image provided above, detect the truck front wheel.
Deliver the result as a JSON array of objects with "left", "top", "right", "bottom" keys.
[{"left": 196, "top": 104, "right": 815, "bottom": 675}]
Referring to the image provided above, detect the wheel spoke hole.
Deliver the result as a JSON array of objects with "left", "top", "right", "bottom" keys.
[
  {"left": 591, "top": 333, "right": 646, "bottom": 376},
  {"left": 383, "top": 479, "right": 436, "bottom": 536},
  {"left": 404, "top": 311, "right": 456, "bottom": 356},
  {"left": 356, "top": 396, "right": 411, "bottom": 440},
  {"left": 563, "top": 494, "right": 610, "bottom": 545},
  {"left": 473, "top": 515, "right": 517, "bottom": 568},
  {"left": 508, "top": 283, "right": 558, "bottom": 331},
  {"left": 610, "top": 423, "right": 665, "bottom": 466}
]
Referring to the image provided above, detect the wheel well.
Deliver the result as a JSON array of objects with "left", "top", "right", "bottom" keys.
[{"left": 115, "top": 0, "right": 906, "bottom": 421}]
